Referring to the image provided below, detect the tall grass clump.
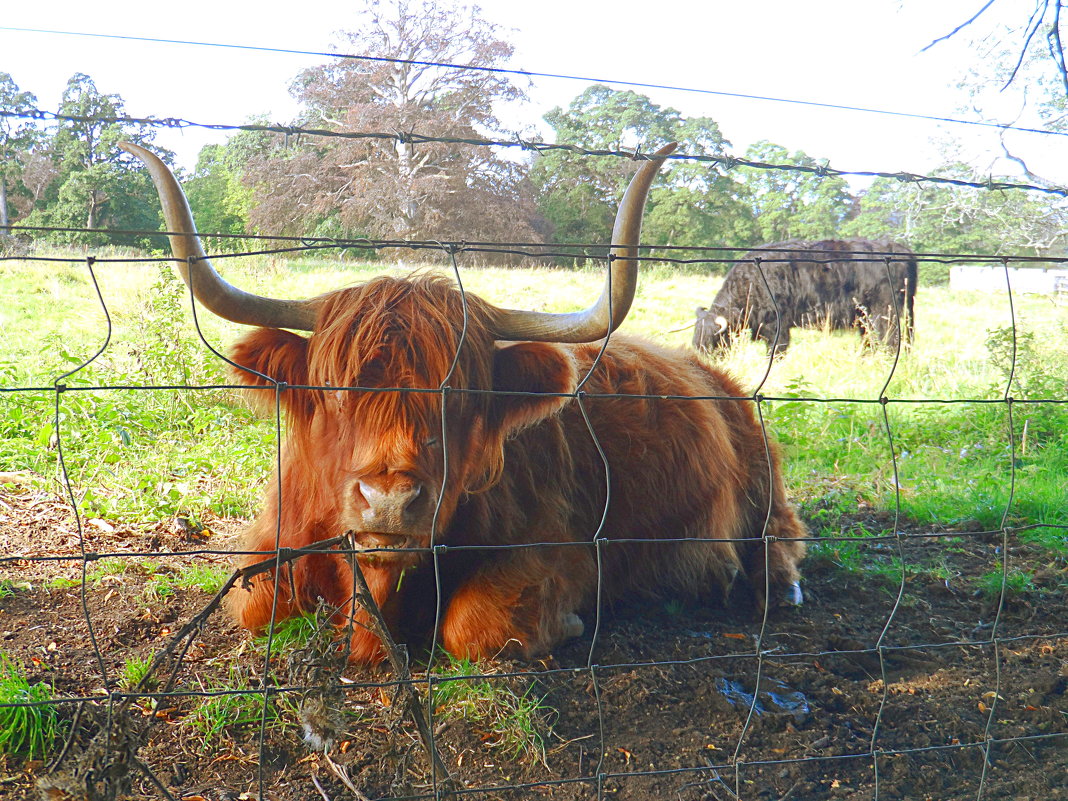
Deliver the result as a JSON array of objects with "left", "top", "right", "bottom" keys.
[
  {"left": 431, "top": 655, "right": 552, "bottom": 761},
  {"left": 1, "top": 260, "right": 275, "bottom": 522},
  {"left": 713, "top": 286, "right": 1068, "bottom": 536},
  {"left": 0, "top": 655, "right": 62, "bottom": 760}
]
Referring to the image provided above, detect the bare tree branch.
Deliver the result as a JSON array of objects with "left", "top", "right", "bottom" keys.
[{"left": 922, "top": 0, "right": 1000, "bottom": 52}]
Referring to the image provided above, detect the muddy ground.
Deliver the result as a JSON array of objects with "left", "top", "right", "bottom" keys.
[{"left": 0, "top": 485, "right": 1065, "bottom": 801}]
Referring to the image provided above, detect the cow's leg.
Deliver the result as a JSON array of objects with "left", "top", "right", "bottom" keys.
[
  {"left": 770, "top": 326, "right": 791, "bottom": 355},
  {"left": 227, "top": 515, "right": 352, "bottom": 633},
  {"left": 227, "top": 562, "right": 299, "bottom": 634},
  {"left": 337, "top": 560, "right": 408, "bottom": 665},
  {"left": 756, "top": 326, "right": 791, "bottom": 356},
  {"left": 441, "top": 550, "right": 590, "bottom": 660},
  {"left": 226, "top": 516, "right": 304, "bottom": 633}
]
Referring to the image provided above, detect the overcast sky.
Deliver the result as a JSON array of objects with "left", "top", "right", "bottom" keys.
[{"left": 2, "top": 0, "right": 1063, "bottom": 186}]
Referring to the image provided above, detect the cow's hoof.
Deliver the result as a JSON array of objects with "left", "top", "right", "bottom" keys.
[
  {"left": 562, "top": 613, "right": 584, "bottom": 639},
  {"left": 782, "top": 581, "right": 804, "bottom": 607}
]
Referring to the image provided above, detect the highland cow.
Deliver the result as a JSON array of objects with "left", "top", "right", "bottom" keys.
[
  {"left": 693, "top": 238, "right": 917, "bottom": 354},
  {"left": 124, "top": 141, "right": 806, "bottom": 665}
]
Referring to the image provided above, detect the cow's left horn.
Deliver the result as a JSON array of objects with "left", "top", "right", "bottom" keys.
[
  {"left": 491, "top": 142, "right": 676, "bottom": 342},
  {"left": 120, "top": 142, "right": 321, "bottom": 331}
]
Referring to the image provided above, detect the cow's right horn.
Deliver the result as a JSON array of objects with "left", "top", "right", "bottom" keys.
[
  {"left": 120, "top": 142, "right": 321, "bottom": 331},
  {"left": 490, "top": 143, "right": 676, "bottom": 343}
]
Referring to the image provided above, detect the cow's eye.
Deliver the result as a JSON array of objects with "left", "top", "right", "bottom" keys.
[{"left": 425, "top": 436, "right": 442, "bottom": 448}]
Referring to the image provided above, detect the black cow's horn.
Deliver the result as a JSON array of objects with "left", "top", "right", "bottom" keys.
[{"left": 123, "top": 140, "right": 675, "bottom": 341}]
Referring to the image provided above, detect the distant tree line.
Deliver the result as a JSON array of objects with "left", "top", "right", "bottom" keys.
[{"left": 2, "top": 0, "right": 1066, "bottom": 269}]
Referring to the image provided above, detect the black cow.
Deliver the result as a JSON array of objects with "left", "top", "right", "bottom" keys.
[{"left": 693, "top": 238, "right": 917, "bottom": 354}]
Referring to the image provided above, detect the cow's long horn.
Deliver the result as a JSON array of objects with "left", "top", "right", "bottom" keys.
[
  {"left": 491, "top": 142, "right": 676, "bottom": 343},
  {"left": 120, "top": 142, "right": 321, "bottom": 330}
]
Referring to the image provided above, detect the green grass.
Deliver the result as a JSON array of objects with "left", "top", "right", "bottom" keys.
[
  {"left": 0, "top": 655, "right": 62, "bottom": 760},
  {"left": 49, "top": 556, "right": 143, "bottom": 589},
  {"left": 0, "top": 580, "right": 23, "bottom": 599},
  {"left": 977, "top": 568, "right": 1037, "bottom": 599},
  {"left": 49, "top": 558, "right": 230, "bottom": 601},
  {"left": 2, "top": 251, "right": 1066, "bottom": 550},
  {"left": 187, "top": 669, "right": 279, "bottom": 748},
  {"left": 144, "top": 563, "right": 230, "bottom": 600},
  {"left": 253, "top": 612, "right": 327, "bottom": 658},
  {"left": 119, "top": 652, "right": 157, "bottom": 691},
  {"left": 431, "top": 655, "right": 552, "bottom": 761}
]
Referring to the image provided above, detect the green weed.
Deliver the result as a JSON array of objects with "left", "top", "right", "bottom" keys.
[
  {"left": 663, "top": 599, "right": 686, "bottom": 616},
  {"left": 171, "top": 563, "right": 231, "bottom": 594},
  {"left": 977, "top": 568, "right": 1036, "bottom": 599},
  {"left": 0, "top": 655, "right": 62, "bottom": 760},
  {"left": 253, "top": 613, "right": 326, "bottom": 658},
  {"left": 143, "top": 562, "right": 229, "bottom": 601},
  {"left": 0, "top": 580, "right": 26, "bottom": 599},
  {"left": 431, "top": 655, "right": 552, "bottom": 761},
  {"left": 187, "top": 669, "right": 279, "bottom": 748},
  {"left": 119, "top": 652, "right": 156, "bottom": 691}
]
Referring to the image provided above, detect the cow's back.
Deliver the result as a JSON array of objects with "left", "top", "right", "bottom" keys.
[{"left": 560, "top": 338, "right": 796, "bottom": 601}]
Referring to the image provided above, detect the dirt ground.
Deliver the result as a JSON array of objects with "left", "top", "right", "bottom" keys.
[{"left": 1, "top": 484, "right": 1065, "bottom": 801}]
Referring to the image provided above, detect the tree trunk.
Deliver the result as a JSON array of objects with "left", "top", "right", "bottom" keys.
[
  {"left": 0, "top": 178, "right": 9, "bottom": 236},
  {"left": 87, "top": 189, "right": 101, "bottom": 231}
]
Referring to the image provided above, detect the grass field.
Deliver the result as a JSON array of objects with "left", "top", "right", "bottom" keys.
[
  {"left": 2, "top": 249, "right": 1065, "bottom": 537},
  {"left": 1, "top": 248, "right": 1066, "bottom": 800}
]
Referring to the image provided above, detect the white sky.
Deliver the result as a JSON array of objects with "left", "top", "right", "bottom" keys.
[{"left": 2, "top": 0, "right": 1063, "bottom": 187}]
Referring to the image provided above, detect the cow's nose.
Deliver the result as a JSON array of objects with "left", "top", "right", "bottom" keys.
[{"left": 358, "top": 480, "right": 424, "bottom": 529}]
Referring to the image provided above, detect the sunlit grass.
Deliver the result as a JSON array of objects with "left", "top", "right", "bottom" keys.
[
  {"left": 431, "top": 655, "right": 552, "bottom": 761},
  {"left": 1, "top": 251, "right": 1065, "bottom": 543}
]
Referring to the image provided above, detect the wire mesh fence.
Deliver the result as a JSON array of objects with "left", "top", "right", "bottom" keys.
[{"left": 1, "top": 83, "right": 1067, "bottom": 801}]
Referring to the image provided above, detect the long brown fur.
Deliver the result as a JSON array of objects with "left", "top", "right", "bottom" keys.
[{"left": 226, "top": 274, "right": 806, "bottom": 664}]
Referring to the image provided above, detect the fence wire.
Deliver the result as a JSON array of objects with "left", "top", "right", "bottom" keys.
[
  {"left": 5, "top": 106, "right": 1068, "bottom": 197},
  {"left": 1, "top": 151, "right": 1066, "bottom": 801}
]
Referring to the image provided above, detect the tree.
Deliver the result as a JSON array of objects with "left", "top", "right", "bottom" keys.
[
  {"left": 185, "top": 142, "right": 255, "bottom": 250},
  {"left": 245, "top": 0, "right": 540, "bottom": 246},
  {"left": 843, "top": 166, "right": 1068, "bottom": 258},
  {"left": 0, "top": 73, "right": 40, "bottom": 235},
  {"left": 26, "top": 73, "right": 171, "bottom": 247},
  {"left": 738, "top": 141, "right": 854, "bottom": 243},
  {"left": 926, "top": 2, "right": 1067, "bottom": 187},
  {"left": 530, "top": 85, "right": 755, "bottom": 260}
]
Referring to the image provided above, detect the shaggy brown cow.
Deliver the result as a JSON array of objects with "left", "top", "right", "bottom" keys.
[
  {"left": 124, "top": 142, "right": 806, "bottom": 665},
  {"left": 693, "top": 238, "right": 918, "bottom": 354}
]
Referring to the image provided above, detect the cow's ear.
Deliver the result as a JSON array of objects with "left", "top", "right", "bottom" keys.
[
  {"left": 489, "top": 342, "right": 577, "bottom": 436},
  {"left": 229, "top": 328, "right": 312, "bottom": 416}
]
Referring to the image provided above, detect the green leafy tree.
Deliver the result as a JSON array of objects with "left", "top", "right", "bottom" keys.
[
  {"left": 0, "top": 73, "right": 41, "bottom": 235},
  {"left": 185, "top": 143, "right": 255, "bottom": 250},
  {"left": 26, "top": 73, "right": 170, "bottom": 247},
  {"left": 530, "top": 85, "right": 754, "bottom": 259},
  {"left": 738, "top": 141, "right": 854, "bottom": 243}
]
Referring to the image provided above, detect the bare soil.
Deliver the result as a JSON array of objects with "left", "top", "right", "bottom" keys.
[{"left": 1, "top": 485, "right": 1065, "bottom": 801}]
